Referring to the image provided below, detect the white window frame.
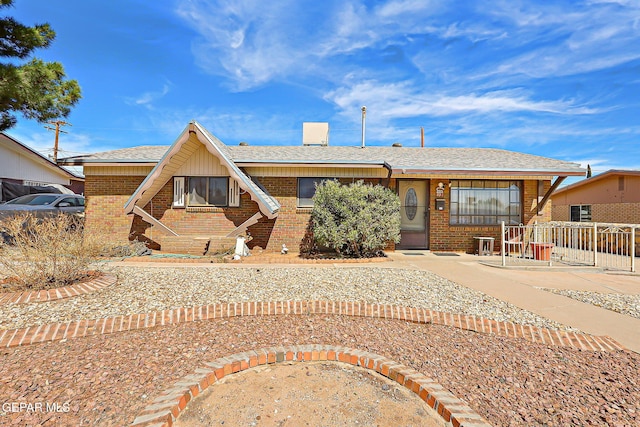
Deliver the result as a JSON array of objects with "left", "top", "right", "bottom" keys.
[
  {"left": 228, "top": 178, "right": 240, "bottom": 207},
  {"left": 173, "top": 177, "right": 185, "bottom": 208}
]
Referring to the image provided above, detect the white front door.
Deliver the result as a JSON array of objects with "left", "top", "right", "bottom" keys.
[{"left": 398, "top": 180, "right": 428, "bottom": 248}]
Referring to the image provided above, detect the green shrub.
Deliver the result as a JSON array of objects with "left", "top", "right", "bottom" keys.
[{"left": 311, "top": 180, "right": 400, "bottom": 257}]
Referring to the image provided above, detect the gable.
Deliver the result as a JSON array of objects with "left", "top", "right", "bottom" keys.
[
  {"left": 124, "top": 122, "right": 279, "bottom": 219},
  {"left": 0, "top": 134, "right": 76, "bottom": 185},
  {"left": 175, "top": 144, "right": 229, "bottom": 176},
  {"left": 552, "top": 173, "right": 640, "bottom": 205}
]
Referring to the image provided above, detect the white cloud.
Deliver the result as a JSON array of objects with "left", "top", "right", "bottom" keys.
[
  {"left": 175, "top": 0, "right": 316, "bottom": 90},
  {"left": 325, "top": 80, "right": 600, "bottom": 123},
  {"left": 174, "top": 0, "right": 640, "bottom": 90},
  {"left": 440, "top": 22, "right": 507, "bottom": 42},
  {"left": 487, "top": 1, "right": 640, "bottom": 78},
  {"left": 173, "top": 0, "right": 447, "bottom": 90},
  {"left": 586, "top": 0, "right": 638, "bottom": 6},
  {"left": 125, "top": 84, "right": 171, "bottom": 107},
  {"left": 10, "top": 129, "right": 96, "bottom": 159},
  {"left": 374, "top": 0, "right": 438, "bottom": 18}
]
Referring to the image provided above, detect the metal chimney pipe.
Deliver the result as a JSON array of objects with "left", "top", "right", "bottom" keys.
[{"left": 361, "top": 106, "right": 366, "bottom": 148}]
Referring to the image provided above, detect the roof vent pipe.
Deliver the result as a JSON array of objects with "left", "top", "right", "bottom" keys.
[{"left": 361, "top": 106, "right": 366, "bottom": 149}]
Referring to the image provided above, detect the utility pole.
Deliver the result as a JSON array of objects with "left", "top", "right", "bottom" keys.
[
  {"left": 361, "top": 106, "right": 366, "bottom": 149},
  {"left": 45, "top": 120, "right": 71, "bottom": 163}
]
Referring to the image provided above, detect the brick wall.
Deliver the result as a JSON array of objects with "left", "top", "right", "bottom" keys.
[
  {"left": 428, "top": 179, "right": 551, "bottom": 253},
  {"left": 84, "top": 175, "right": 149, "bottom": 244},
  {"left": 553, "top": 202, "right": 640, "bottom": 224},
  {"left": 85, "top": 176, "right": 266, "bottom": 252},
  {"left": 248, "top": 177, "right": 386, "bottom": 252},
  {"left": 86, "top": 174, "right": 551, "bottom": 255}
]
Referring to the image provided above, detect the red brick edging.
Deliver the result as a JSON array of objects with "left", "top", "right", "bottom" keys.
[
  {"left": 0, "top": 274, "right": 117, "bottom": 305},
  {"left": 130, "top": 345, "right": 492, "bottom": 427},
  {"left": 0, "top": 300, "right": 624, "bottom": 351}
]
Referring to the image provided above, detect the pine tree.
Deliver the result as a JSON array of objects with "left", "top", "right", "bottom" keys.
[{"left": 0, "top": 0, "right": 80, "bottom": 131}]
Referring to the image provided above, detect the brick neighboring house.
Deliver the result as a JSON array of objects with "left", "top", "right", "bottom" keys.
[
  {"left": 551, "top": 170, "right": 640, "bottom": 224},
  {"left": 59, "top": 121, "right": 584, "bottom": 255}
]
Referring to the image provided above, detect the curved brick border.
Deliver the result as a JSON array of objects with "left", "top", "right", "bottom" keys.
[
  {"left": 0, "top": 274, "right": 116, "bottom": 305},
  {"left": 0, "top": 301, "right": 624, "bottom": 351},
  {"left": 130, "top": 346, "right": 492, "bottom": 427}
]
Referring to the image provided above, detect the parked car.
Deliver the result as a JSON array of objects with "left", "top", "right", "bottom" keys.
[{"left": 0, "top": 193, "right": 85, "bottom": 220}]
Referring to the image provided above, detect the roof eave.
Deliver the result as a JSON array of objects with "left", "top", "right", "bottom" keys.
[
  {"left": 123, "top": 127, "right": 191, "bottom": 213},
  {"left": 552, "top": 169, "right": 640, "bottom": 195},
  {"left": 236, "top": 161, "right": 385, "bottom": 168},
  {"left": 58, "top": 160, "right": 159, "bottom": 166},
  {"left": 392, "top": 168, "right": 585, "bottom": 176}
]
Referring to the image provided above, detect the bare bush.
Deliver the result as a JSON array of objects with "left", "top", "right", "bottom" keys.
[{"left": 0, "top": 213, "right": 117, "bottom": 290}]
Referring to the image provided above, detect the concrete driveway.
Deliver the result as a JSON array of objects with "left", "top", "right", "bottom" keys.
[{"left": 388, "top": 251, "right": 640, "bottom": 353}]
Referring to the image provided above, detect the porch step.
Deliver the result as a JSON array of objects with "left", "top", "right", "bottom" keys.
[{"left": 159, "top": 235, "right": 237, "bottom": 256}]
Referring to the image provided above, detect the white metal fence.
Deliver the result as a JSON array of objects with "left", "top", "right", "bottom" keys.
[{"left": 500, "top": 221, "right": 638, "bottom": 272}]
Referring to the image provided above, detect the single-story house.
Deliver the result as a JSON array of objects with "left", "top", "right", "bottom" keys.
[
  {"left": 59, "top": 121, "right": 584, "bottom": 255},
  {"left": 551, "top": 170, "right": 640, "bottom": 224},
  {"left": 0, "top": 132, "right": 84, "bottom": 202}
]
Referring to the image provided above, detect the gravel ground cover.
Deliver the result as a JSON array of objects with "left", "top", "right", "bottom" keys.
[
  {"left": 540, "top": 288, "right": 640, "bottom": 319},
  {"left": 0, "top": 266, "right": 573, "bottom": 331},
  {"left": 0, "top": 265, "right": 638, "bottom": 426},
  {"left": 0, "top": 315, "right": 638, "bottom": 426}
]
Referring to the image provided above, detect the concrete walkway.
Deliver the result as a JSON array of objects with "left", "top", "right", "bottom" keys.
[{"left": 388, "top": 251, "right": 640, "bottom": 353}]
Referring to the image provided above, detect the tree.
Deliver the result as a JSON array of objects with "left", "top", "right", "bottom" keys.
[
  {"left": 311, "top": 180, "right": 401, "bottom": 257},
  {"left": 0, "top": 0, "right": 80, "bottom": 131}
]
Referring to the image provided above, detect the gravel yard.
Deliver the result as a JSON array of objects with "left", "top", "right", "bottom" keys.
[
  {"left": 0, "top": 264, "right": 638, "bottom": 426},
  {"left": 540, "top": 287, "right": 640, "bottom": 319},
  {"left": 1, "top": 314, "right": 639, "bottom": 426},
  {"left": 0, "top": 265, "right": 573, "bottom": 331}
]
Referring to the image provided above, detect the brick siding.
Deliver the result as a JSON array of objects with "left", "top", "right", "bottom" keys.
[
  {"left": 553, "top": 202, "right": 640, "bottom": 224},
  {"left": 84, "top": 175, "right": 149, "bottom": 244},
  {"left": 85, "top": 174, "right": 551, "bottom": 254},
  {"left": 428, "top": 179, "right": 551, "bottom": 253},
  {"left": 86, "top": 176, "right": 267, "bottom": 252}
]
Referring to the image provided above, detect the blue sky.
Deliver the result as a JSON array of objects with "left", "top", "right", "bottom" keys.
[{"left": 6, "top": 0, "right": 640, "bottom": 181}]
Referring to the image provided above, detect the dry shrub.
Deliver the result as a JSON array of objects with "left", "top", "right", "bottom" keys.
[{"left": 0, "top": 213, "right": 119, "bottom": 290}]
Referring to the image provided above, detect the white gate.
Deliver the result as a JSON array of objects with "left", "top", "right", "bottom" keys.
[{"left": 501, "top": 221, "right": 637, "bottom": 272}]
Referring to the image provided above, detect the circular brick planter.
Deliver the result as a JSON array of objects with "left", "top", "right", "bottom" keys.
[{"left": 130, "top": 345, "right": 492, "bottom": 427}]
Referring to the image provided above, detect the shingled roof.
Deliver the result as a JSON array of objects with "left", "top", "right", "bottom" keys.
[
  {"left": 62, "top": 145, "right": 584, "bottom": 176},
  {"left": 59, "top": 145, "right": 169, "bottom": 164},
  {"left": 228, "top": 146, "right": 584, "bottom": 175},
  {"left": 59, "top": 124, "right": 584, "bottom": 176}
]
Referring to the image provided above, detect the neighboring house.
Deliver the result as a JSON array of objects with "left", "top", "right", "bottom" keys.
[
  {"left": 59, "top": 121, "right": 584, "bottom": 255},
  {"left": 0, "top": 133, "right": 84, "bottom": 202},
  {"left": 551, "top": 170, "right": 640, "bottom": 224}
]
